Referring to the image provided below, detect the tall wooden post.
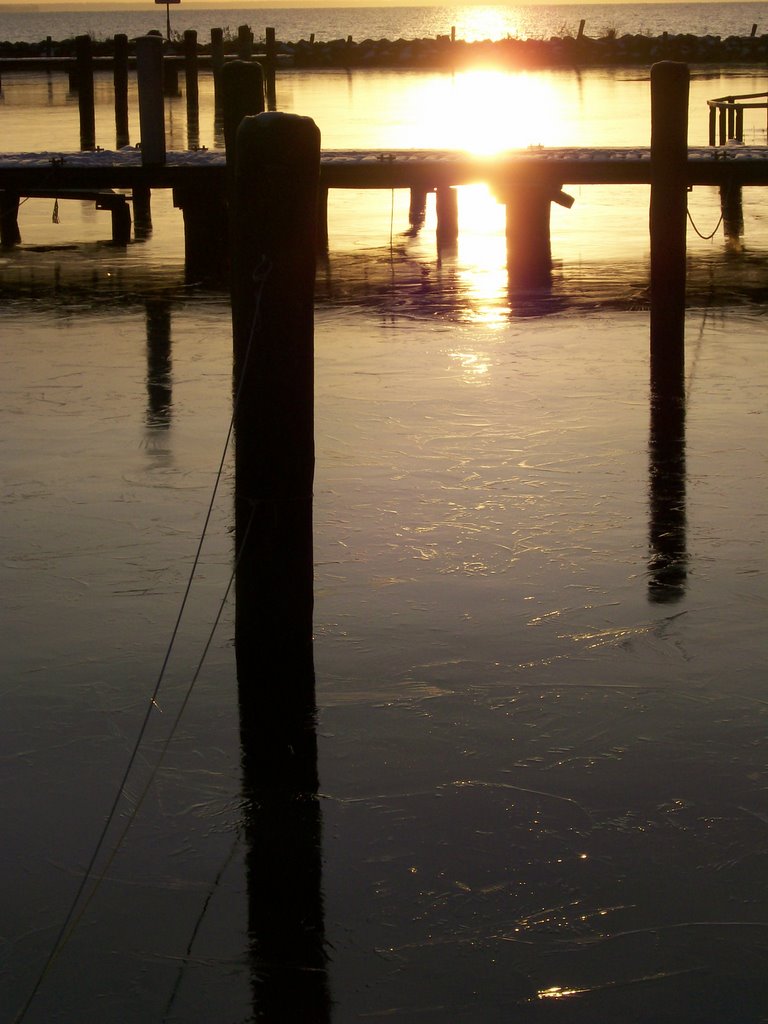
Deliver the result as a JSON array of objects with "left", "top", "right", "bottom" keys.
[
  {"left": 264, "top": 26, "right": 277, "bottom": 110},
  {"left": 184, "top": 29, "right": 200, "bottom": 149},
  {"left": 75, "top": 35, "right": 95, "bottom": 150},
  {"left": 136, "top": 35, "right": 166, "bottom": 166},
  {"left": 650, "top": 61, "right": 689, "bottom": 398},
  {"left": 237, "top": 24, "right": 253, "bottom": 60},
  {"left": 503, "top": 184, "right": 554, "bottom": 286},
  {"left": 220, "top": 60, "right": 265, "bottom": 166},
  {"left": 230, "top": 111, "right": 320, "bottom": 786},
  {"left": 183, "top": 30, "right": 199, "bottom": 110},
  {"left": 435, "top": 186, "right": 458, "bottom": 249},
  {"left": 113, "top": 33, "right": 129, "bottom": 148},
  {"left": 210, "top": 27, "right": 224, "bottom": 103},
  {"left": 0, "top": 191, "right": 21, "bottom": 248}
]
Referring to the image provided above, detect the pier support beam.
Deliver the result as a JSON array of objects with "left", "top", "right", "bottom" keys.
[
  {"left": 230, "top": 111, "right": 320, "bottom": 784},
  {"left": 0, "top": 191, "right": 21, "bottom": 248},
  {"left": 650, "top": 60, "right": 689, "bottom": 398},
  {"left": 173, "top": 182, "right": 227, "bottom": 282},
  {"left": 408, "top": 186, "right": 428, "bottom": 233},
  {"left": 435, "top": 186, "right": 458, "bottom": 249}
]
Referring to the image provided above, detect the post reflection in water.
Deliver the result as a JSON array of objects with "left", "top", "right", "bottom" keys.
[
  {"left": 648, "top": 389, "right": 688, "bottom": 602},
  {"left": 240, "top": 712, "right": 332, "bottom": 1022},
  {"left": 144, "top": 297, "right": 172, "bottom": 428}
]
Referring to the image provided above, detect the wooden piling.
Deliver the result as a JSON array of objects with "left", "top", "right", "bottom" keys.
[
  {"left": 317, "top": 184, "right": 329, "bottom": 251},
  {"left": 230, "top": 111, "right": 320, "bottom": 783},
  {"left": 221, "top": 60, "right": 266, "bottom": 167},
  {"left": 720, "top": 176, "right": 744, "bottom": 244},
  {"left": 136, "top": 35, "right": 166, "bottom": 166},
  {"left": 0, "top": 191, "right": 21, "bottom": 248},
  {"left": 163, "top": 57, "right": 180, "bottom": 98},
  {"left": 650, "top": 61, "right": 689, "bottom": 398},
  {"left": 184, "top": 30, "right": 199, "bottom": 109},
  {"left": 265, "top": 26, "right": 277, "bottom": 110},
  {"left": 132, "top": 184, "right": 152, "bottom": 237},
  {"left": 435, "top": 186, "right": 458, "bottom": 248},
  {"left": 113, "top": 33, "right": 129, "bottom": 148},
  {"left": 502, "top": 184, "right": 555, "bottom": 286},
  {"left": 75, "top": 35, "right": 95, "bottom": 150},
  {"left": 237, "top": 24, "right": 254, "bottom": 61},
  {"left": 577, "top": 19, "right": 586, "bottom": 40},
  {"left": 184, "top": 30, "right": 200, "bottom": 149},
  {"left": 211, "top": 27, "right": 224, "bottom": 105},
  {"left": 408, "top": 186, "right": 428, "bottom": 231}
]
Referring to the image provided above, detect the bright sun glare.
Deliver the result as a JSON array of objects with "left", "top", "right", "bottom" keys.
[{"left": 405, "top": 70, "right": 561, "bottom": 154}]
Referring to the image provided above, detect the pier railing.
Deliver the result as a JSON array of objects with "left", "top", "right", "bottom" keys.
[{"left": 708, "top": 90, "right": 768, "bottom": 145}]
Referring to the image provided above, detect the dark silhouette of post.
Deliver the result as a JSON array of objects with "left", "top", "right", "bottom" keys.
[
  {"left": 113, "top": 33, "right": 129, "bottom": 148},
  {"left": 75, "top": 35, "right": 95, "bottom": 150},
  {"left": 237, "top": 24, "right": 253, "bottom": 61},
  {"left": 436, "top": 186, "right": 458, "bottom": 250},
  {"left": 210, "top": 27, "right": 224, "bottom": 108},
  {"left": 183, "top": 29, "right": 200, "bottom": 149},
  {"left": 231, "top": 110, "right": 330, "bottom": 1020},
  {"left": 0, "top": 192, "right": 21, "bottom": 248},
  {"left": 220, "top": 60, "right": 265, "bottom": 166},
  {"left": 230, "top": 110, "right": 320, "bottom": 781},
  {"left": 136, "top": 35, "right": 166, "bottom": 166},
  {"left": 650, "top": 61, "right": 689, "bottom": 399},
  {"left": 264, "top": 26, "right": 277, "bottom": 110}
]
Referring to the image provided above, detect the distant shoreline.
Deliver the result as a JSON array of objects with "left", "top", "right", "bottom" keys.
[{"left": 2, "top": 27, "right": 766, "bottom": 69}]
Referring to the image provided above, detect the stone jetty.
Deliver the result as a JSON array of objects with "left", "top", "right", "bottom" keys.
[{"left": 1, "top": 29, "right": 766, "bottom": 70}]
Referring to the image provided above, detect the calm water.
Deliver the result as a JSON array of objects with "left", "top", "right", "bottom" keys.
[
  {"left": 0, "top": 2, "right": 766, "bottom": 45},
  {"left": 1, "top": 19, "right": 768, "bottom": 1024}
]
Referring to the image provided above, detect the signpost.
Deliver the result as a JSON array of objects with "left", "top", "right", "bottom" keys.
[{"left": 154, "top": 0, "right": 180, "bottom": 43}]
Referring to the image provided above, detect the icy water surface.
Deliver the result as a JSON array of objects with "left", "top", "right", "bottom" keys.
[
  {"left": 1, "top": 283, "right": 766, "bottom": 1021},
  {"left": 1, "top": 59, "right": 767, "bottom": 1024}
]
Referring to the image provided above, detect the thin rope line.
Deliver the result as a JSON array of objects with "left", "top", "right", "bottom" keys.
[
  {"left": 14, "top": 259, "right": 272, "bottom": 1024},
  {"left": 37, "top": 503, "right": 255, "bottom": 989},
  {"left": 687, "top": 206, "right": 724, "bottom": 241}
]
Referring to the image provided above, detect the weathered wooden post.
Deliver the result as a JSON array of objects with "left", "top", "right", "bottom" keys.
[
  {"left": 136, "top": 34, "right": 166, "bottom": 166},
  {"left": 0, "top": 192, "right": 21, "bottom": 248},
  {"left": 230, "top": 111, "right": 320, "bottom": 786},
  {"left": 75, "top": 35, "right": 95, "bottom": 150},
  {"left": 408, "top": 186, "right": 428, "bottom": 233},
  {"left": 184, "top": 30, "right": 199, "bottom": 111},
  {"left": 221, "top": 59, "right": 266, "bottom": 162},
  {"left": 113, "top": 33, "right": 130, "bottom": 148},
  {"left": 720, "top": 176, "right": 744, "bottom": 246},
  {"left": 435, "top": 186, "right": 458, "bottom": 248},
  {"left": 501, "top": 184, "right": 572, "bottom": 288},
  {"left": 237, "top": 24, "right": 253, "bottom": 61},
  {"left": 316, "top": 183, "right": 329, "bottom": 251},
  {"left": 210, "top": 27, "right": 224, "bottom": 106},
  {"left": 264, "top": 26, "right": 277, "bottom": 110},
  {"left": 184, "top": 29, "right": 200, "bottom": 149},
  {"left": 650, "top": 60, "right": 689, "bottom": 397},
  {"left": 133, "top": 185, "right": 153, "bottom": 238},
  {"left": 163, "top": 55, "right": 180, "bottom": 97}
]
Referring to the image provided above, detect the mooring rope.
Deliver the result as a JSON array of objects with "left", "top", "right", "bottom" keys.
[
  {"left": 686, "top": 206, "right": 724, "bottom": 241},
  {"left": 14, "top": 261, "right": 272, "bottom": 1024}
]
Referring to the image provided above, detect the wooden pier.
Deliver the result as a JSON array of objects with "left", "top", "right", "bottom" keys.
[{"left": 2, "top": 143, "right": 768, "bottom": 252}]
